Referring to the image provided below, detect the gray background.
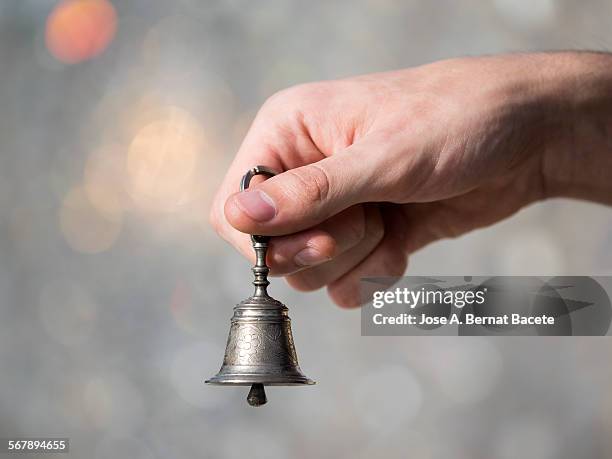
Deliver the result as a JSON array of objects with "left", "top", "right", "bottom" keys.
[{"left": 2, "top": 0, "right": 612, "bottom": 458}]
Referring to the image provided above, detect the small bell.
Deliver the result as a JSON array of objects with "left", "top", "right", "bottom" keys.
[{"left": 206, "top": 166, "right": 315, "bottom": 406}]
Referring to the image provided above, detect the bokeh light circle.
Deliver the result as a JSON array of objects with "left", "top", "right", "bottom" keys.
[
  {"left": 127, "top": 107, "right": 204, "bottom": 213},
  {"left": 46, "top": 0, "right": 117, "bottom": 64}
]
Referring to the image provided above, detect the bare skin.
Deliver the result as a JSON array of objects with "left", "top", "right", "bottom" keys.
[{"left": 210, "top": 52, "right": 612, "bottom": 308}]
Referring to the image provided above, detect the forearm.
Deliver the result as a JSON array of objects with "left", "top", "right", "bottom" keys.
[{"left": 540, "top": 52, "right": 612, "bottom": 205}]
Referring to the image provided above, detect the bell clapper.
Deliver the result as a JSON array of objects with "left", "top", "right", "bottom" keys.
[{"left": 247, "top": 383, "right": 267, "bottom": 407}]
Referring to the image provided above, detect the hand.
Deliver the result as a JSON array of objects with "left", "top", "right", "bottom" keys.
[{"left": 210, "top": 52, "right": 612, "bottom": 307}]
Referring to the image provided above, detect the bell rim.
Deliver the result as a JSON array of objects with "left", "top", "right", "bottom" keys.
[
  {"left": 205, "top": 375, "right": 315, "bottom": 386},
  {"left": 206, "top": 381, "right": 316, "bottom": 386}
]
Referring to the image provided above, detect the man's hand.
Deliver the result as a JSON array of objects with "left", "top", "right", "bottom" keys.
[{"left": 210, "top": 52, "right": 612, "bottom": 308}]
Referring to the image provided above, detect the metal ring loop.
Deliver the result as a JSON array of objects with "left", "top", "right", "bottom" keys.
[
  {"left": 240, "top": 165, "right": 277, "bottom": 192},
  {"left": 240, "top": 166, "right": 278, "bottom": 243}
]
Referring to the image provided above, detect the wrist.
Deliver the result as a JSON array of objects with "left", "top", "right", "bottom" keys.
[{"left": 537, "top": 52, "right": 612, "bottom": 204}]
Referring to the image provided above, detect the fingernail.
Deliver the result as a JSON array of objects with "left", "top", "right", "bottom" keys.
[
  {"left": 234, "top": 190, "right": 277, "bottom": 222},
  {"left": 294, "top": 248, "right": 331, "bottom": 267}
]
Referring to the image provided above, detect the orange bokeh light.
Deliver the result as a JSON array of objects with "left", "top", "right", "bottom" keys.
[
  {"left": 46, "top": 0, "right": 117, "bottom": 64},
  {"left": 126, "top": 107, "right": 205, "bottom": 212}
]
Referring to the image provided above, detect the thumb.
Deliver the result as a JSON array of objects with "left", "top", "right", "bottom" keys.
[{"left": 224, "top": 147, "right": 384, "bottom": 236}]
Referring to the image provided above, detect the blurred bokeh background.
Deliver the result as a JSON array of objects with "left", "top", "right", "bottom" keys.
[{"left": 2, "top": 0, "right": 612, "bottom": 458}]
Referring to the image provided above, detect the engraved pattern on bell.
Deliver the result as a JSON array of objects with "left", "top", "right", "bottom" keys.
[{"left": 223, "top": 321, "right": 298, "bottom": 366}]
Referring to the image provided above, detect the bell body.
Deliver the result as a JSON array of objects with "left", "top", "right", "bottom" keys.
[
  {"left": 206, "top": 294, "right": 314, "bottom": 386},
  {"left": 207, "top": 166, "right": 314, "bottom": 405}
]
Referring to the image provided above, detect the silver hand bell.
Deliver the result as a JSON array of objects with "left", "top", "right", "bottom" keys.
[{"left": 206, "top": 166, "right": 315, "bottom": 406}]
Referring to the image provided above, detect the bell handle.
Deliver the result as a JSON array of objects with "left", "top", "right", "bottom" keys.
[
  {"left": 240, "top": 165, "right": 277, "bottom": 244},
  {"left": 240, "top": 165, "right": 277, "bottom": 192},
  {"left": 240, "top": 166, "right": 279, "bottom": 298}
]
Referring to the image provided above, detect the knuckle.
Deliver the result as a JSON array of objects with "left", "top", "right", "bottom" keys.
[
  {"left": 262, "top": 82, "right": 327, "bottom": 115},
  {"left": 283, "top": 82, "right": 320, "bottom": 102},
  {"left": 262, "top": 83, "right": 313, "bottom": 110},
  {"left": 257, "top": 91, "right": 295, "bottom": 125},
  {"left": 261, "top": 90, "right": 288, "bottom": 111},
  {"left": 285, "top": 164, "right": 331, "bottom": 209},
  {"left": 307, "top": 164, "right": 332, "bottom": 203},
  {"left": 256, "top": 85, "right": 315, "bottom": 133}
]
